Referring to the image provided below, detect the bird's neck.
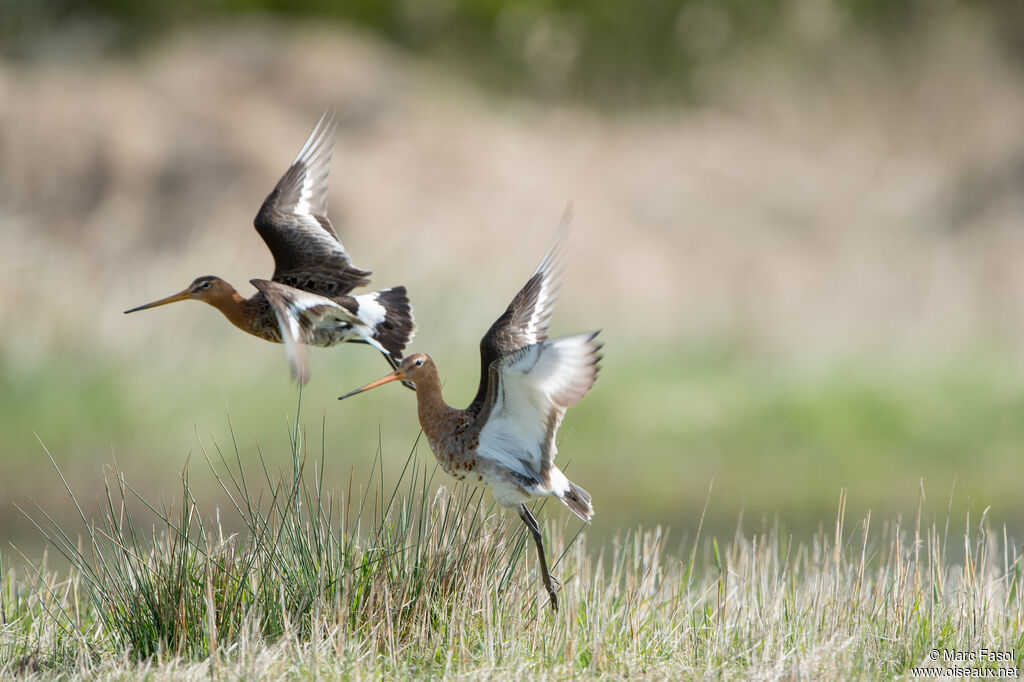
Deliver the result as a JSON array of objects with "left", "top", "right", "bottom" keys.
[
  {"left": 413, "top": 368, "right": 457, "bottom": 437},
  {"left": 205, "top": 286, "right": 254, "bottom": 334}
]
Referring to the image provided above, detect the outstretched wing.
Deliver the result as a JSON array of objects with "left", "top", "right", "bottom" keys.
[
  {"left": 254, "top": 110, "right": 372, "bottom": 298},
  {"left": 469, "top": 214, "right": 570, "bottom": 413},
  {"left": 250, "top": 278, "right": 361, "bottom": 384},
  {"left": 474, "top": 332, "right": 601, "bottom": 481}
]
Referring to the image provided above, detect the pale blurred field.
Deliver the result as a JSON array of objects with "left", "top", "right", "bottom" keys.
[{"left": 3, "top": 14, "right": 1024, "bottom": 552}]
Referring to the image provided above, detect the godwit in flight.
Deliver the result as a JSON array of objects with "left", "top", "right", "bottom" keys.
[{"left": 125, "top": 111, "right": 415, "bottom": 384}]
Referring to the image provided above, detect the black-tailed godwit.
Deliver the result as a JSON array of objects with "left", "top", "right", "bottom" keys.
[
  {"left": 125, "top": 111, "right": 416, "bottom": 384},
  {"left": 338, "top": 223, "right": 600, "bottom": 611}
]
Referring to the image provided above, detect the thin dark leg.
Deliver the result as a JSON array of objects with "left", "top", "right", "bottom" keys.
[
  {"left": 382, "top": 350, "right": 416, "bottom": 391},
  {"left": 519, "top": 503, "right": 559, "bottom": 612}
]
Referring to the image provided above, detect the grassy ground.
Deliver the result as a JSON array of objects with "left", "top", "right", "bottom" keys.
[{"left": 1, "top": 405, "right": 1022, "bottom": 679}]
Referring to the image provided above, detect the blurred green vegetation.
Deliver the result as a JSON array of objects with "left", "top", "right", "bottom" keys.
[
  {"left": 4, "top": 341, "right": 1024, "bottom": 553},
  {"left": 6, "top": 0, "right": 1022, "bottom": 104}
]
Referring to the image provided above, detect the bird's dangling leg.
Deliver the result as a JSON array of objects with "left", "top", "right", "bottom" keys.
[{"left": 519, "top": 503, "right": 559, "bottom": 612}]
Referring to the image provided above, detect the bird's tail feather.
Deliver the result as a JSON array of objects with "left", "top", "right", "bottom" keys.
[
  {"left": 352, "top": 286, "right": 416, "bottom": 362},
  {"left": 560, "top": 480, "right": 593, "bottom": 524}
]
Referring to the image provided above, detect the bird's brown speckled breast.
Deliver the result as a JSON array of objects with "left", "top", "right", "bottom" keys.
[
  {"left": 420, "top": 408, "right": 484, "bottom": 482},
  {"left": 229, "top": 295, "right": 282, "bottom": 343}
]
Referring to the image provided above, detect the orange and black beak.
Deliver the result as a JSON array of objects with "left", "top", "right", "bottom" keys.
[
  {"left": 123, "top": 289, "right": 191, "bottom": 314},
  {"left": 338, "top": 369, "right": 408, "bottom": 401}
]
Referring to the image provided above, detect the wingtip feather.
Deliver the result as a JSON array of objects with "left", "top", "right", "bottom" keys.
[{"left": 294, "top": 109, "right": 338, "bottom": 165}]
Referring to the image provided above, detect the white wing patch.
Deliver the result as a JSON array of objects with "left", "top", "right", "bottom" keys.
[
  {"left": 289, "top": 110, "right": 335, "bottom": 232},
  {"left": 521, "top": 217, "right": 566, "bottom": 344},
  {"left": 353, "top": 291, "right": 387, "bottom": 327},
  {"left": 477, "top": 332, "right": 600, "bottom": 485},
  {"left": 294, "top": 180, "right": 313, "bottom": 217},
  {"left": 525, "top": 274, "right": 556, "bottom": 343}
]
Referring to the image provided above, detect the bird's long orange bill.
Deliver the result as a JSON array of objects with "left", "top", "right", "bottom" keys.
[
  {"left": 338, "top": 370, "right": 406, "bottom": 401},
  {"left": 124, "top": 289, "right": 191, "bottom": 314}
]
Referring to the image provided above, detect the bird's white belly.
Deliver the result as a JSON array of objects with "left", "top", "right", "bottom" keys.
[{"left": 486, "top": 477, "right": 533, "bottom": 508}]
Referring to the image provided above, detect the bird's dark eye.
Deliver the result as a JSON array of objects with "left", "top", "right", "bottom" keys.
[
  {"left": 415, "top": 358, "right": 424, "bottom": 366},
  {"left": 199, "top": 281, "right": 212, "bottom": 290}
]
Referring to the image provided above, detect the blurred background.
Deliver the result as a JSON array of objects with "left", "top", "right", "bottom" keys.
[{"left": 2, "top": 0, "right": 1024, "bottom": 555}]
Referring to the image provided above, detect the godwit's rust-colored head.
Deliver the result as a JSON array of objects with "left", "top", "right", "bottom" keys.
[
  {"left": 338, "top": 353, "right": 435, "bottom": 400},
  {"left": 124, "top": 276, "right": 236, "bottom": 314}
]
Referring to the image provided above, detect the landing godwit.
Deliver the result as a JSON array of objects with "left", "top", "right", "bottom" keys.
[
  {"left": 124, "top": 111, "right": 416, "bottom": 384},
  {"left": 338, "top": 224, "right": 600, "bottom": 611}
]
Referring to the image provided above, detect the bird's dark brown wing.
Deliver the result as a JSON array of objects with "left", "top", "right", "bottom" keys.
[
  {"left": 468, "top": 217, "right": 569, "bottom": 413},
  {"left": 254, "top": 110, "right": 372, "bottom": 298}
]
